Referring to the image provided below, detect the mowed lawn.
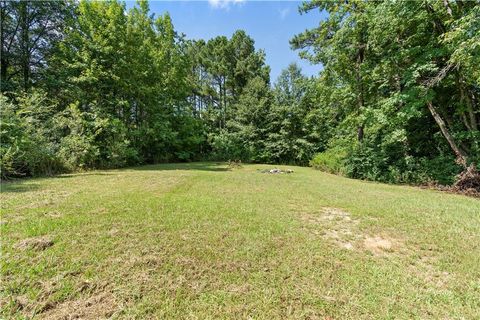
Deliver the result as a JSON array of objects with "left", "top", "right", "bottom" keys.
[{"left": 1, "top": 163, "right": 480, "bottom": 319}]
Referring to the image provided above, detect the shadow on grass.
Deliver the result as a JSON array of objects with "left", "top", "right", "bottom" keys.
[
  {"left": 0, "top": 163, "right": 228, "bottom": 193},
  {"left": 128, "top": 162, "right": 229, "bottom": 172},
  {"left": 0, "top": 172, "right": 114, "bottom": 193},
  {"left": 0, "top": 180, "right": 40, "bottom": 193},
  {"left": 56, "top": 172, "right": 113, "bottom": 178}
]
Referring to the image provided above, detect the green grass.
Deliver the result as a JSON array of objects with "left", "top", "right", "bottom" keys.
[{"left": 1, "top": 162, "right": 479, "bottom": 319}]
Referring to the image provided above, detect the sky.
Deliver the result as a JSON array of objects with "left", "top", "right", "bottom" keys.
[{"left": 126, "top": 0, "right": 326, "bottom": 82}]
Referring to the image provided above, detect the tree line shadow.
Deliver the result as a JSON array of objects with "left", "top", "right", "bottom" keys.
[
  {"left": 128, "top": 162, "right": 229, "bottom": 172},
  {"left": 0, "top": 162, "right": 229, "bottom": 194},
  {"left": 0, "top": 180, "right": 41, "bottom": 193},
  {"left": 0, "top": 172, "right": 112, "bottom": 193}
]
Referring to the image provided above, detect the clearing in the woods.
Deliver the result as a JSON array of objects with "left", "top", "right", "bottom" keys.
[{"left": 1, "top": 163, "right": 479, "bottom": 319}]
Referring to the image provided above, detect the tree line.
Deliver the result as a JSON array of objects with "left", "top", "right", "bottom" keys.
[
  {"left": 1, "top": 0, "right": 479, "bottom": 185},
  {"left": 294, "top": 0, "right": 479, "bottom": 184}
]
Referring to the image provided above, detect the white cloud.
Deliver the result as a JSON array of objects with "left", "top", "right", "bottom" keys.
[
  {"left": 208, "top": 0, "right": 245, "bottom": 10},
  {"left": 278, "top": 7, "right": 290, "bottom": 20}
]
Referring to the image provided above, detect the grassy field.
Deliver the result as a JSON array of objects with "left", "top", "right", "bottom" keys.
[{"left": 1, "top": 162, "right": 480, "bottom": 319}]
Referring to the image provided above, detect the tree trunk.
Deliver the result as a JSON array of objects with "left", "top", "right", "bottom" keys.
[
  {"left": 0, "top": 1, "right": 6, "bottom": 88},
  {"left": 458, "top": 74, "right": 478, "bottom": 131},
  {"left": 20, "top": 1, "right": 29, "bottom": 91},
  {"left": 218, "top": 80, "right": 223, "bottom": 129},
  {"left": 443, "top": 0, "right": 453, "bottom": 17},
  {"left": 223, "top": 76, "right": 227, "bottom": 129},
  {"left": 357, "top": 126, "right": 364, "bottom": 142},
  {"left": 465, "top": 90, "right": 478, "bottom": 131},
  {"left": 427, "top": 101, "right": 467, "bottom": 167},
  {"left": 356, "top": 53, "right": 365, "bottom": 142}
]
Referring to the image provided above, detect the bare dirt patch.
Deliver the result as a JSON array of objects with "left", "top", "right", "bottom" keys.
[
  {"left": 312, "top": 222, "right": 456, "bottom": 289},
  {"left": 321, "top": 207, "right": 353, "bottom": 221},
  {"left": 322, "top": 229, "right": 356, "bottom": 251},
  {"left": 300, "top": 207, "right": 406, "bottom": 256},
  {"left": 300, "top": 207, "right": 361, "bottom": 251},
  {"left": 363, "top": 236, "right": 396, "bottom": 255},
  {"left": 15, "top": 236, "right": 54, "bottom": 251}
]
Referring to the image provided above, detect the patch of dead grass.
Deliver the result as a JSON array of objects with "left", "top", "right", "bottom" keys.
[
  {"left": 16, "top": 190, "right": 73, "bottom": 210},
  {"left": 300, "top": 207, "right": 361, "bottom": 251},
  {"left": 299, "top": 206, "right": 454, "bottom": 292},
  {"left": 363, "top": 236, "right": 396, "bottom": 255},
  {"left": 43, "top": 211, "right": 63, "bottom": 218},
  {"left": 300, "top": 207, "right": 407, "bottom": 257},
  {"left": 41, "top": 291, "right": 118, "bottom": 320},
  {"left": 408, "top": 252, "right": 453, "bottom": 290},
  {"left": 15, "top": 236, "right": 54, "bottom": 251}
]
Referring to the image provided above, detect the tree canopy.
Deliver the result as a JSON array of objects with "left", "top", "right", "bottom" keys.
[{"left": 1, "top": 0, "right": 478, "bottom": 185}]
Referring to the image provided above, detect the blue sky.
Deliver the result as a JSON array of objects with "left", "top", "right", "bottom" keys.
[{"left": 126, "top": 1, "right": 326, "bottom": 82}]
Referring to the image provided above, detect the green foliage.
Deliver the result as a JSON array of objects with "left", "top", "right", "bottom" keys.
[
  {"left": 310, "top": 146, "right": 348, "bottom": 175},
  {"left": 342, "top": 142, "right": 462, "bottom": 185},
  {"left": 206, "top": 63, "right": 322, "bottom": 165},
  {"left": 295, "top": 0, "right": 479, "bottom": 185},
  {"left": 0, "top": 1, "right": 73, "bottom": 92},
  {"left": 344, "top": 143, "right": 390, "bottom": 182},
  {"left": 54, "top": 104, "right": 138, "bottom": 170},
  {"left": 209, "top": 130, "right": 249, "bottom": 161},
  {"left": 0, "top": 93, "right": 64, "bottom": 179},
  {"left": 1, "top": 0, "right": 478, "bottom": 187}
]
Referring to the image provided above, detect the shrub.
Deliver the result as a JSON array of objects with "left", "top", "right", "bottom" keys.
[
  {"left": 417, "top": 155, "right": 462, "bottom": 185},
  {"left": 0, "top": 93, "right": 65, "bottom": 179},
  {"left": 343, "top": 142, "right": 461, "bottom": 185},
  {"left": 344, "top": 144, "right": 387, "bottom": 181},
  {"left": 93, "top": 117, "right": 138, "bottom": 168},
  {"left": 209, "top": 131, "right": 251, "bottom": 161},
  {"left": 309, "top": 146, "right": 348, "bottom": 174}
]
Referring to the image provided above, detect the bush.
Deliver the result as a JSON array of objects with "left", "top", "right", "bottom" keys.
[
  {"left": 311, "top": 137, "right": 462, "bottom": 185},
  {"left": 209, "top": 131, "right": 251, "bottom": 161},
  {"left": 309, "top": 146, "right": 348, "bottom": 174},
  {"left": 344, "top": 144, "right": 387, "bottom": 181},
  {"left": 0, "top": 93, "right": 65, "bottom": 179},
  {"left": 55, "top": 104, "right": 139, "bottom": 170},
  {"left": 93, "top": 117, "right": 138, "bottom": 168},
  {"left": 416, "top": 155, "right": 462, "bottom": 185},
  {"left": 343, "top": 142, "right": 462, "bottom": 184}
]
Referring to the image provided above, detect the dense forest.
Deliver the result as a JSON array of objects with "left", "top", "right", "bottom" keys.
[{"left": 1, "top": 0, "right": 479, "bottom": 186}]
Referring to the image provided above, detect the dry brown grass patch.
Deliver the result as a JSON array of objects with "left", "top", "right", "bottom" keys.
[
  {"left": 300, "top": 207, "right": 409, "bottom": 256},
  {"left": 15, "top": 236, "right": 54, "bottom": 251},
  {"left": 407, "top": 250, "right": 453, "bottom": 290},
  {"left": 299, "top": 207, "right": 361, "bottom": 251},
  {"left": 363, "top": 236, "right": 396, "bottom": 255},
  {"left": 41, "top": 291, "right": 118, "bottom": 320}
]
